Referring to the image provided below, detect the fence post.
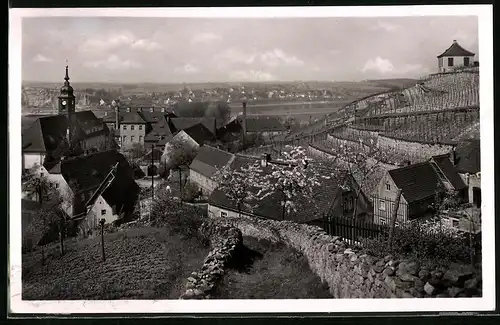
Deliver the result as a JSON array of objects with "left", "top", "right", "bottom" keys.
[{"left": 388, "top": 189, "right": 403, "bottom": 251}]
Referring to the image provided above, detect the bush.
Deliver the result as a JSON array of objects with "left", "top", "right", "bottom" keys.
[
  {"left": 149, "top": 188, "right": 206, "bottom": 238},
  {"left": 362, "top": 218, "right": 475, "bottom": 265},
  {"left": 182, "top": 181, "right": 200, "bottom": 203}
]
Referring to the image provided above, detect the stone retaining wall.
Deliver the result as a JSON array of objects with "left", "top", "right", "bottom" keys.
[
  {"left": 213, "top": 213, "right": 482, "bottom": 299},
  {"left": 377, "top": 134, "right": 454, "bottom": 158},
  {"left": 179, "top": 219, "right": 243, "bottom": 299}
]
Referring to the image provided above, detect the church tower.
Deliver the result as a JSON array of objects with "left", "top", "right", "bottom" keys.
[{"left": 58, "top": 65, "right": 76, "bottom": 143}]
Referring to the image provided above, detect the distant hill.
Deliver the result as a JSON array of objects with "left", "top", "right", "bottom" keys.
[{"left": 366, "top": 78, "right": 419, "bottom": 90}]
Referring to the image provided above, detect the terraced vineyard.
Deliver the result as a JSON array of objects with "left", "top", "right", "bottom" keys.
[{"left": 22, "top": 227, "right": 210, "bottom": 300}]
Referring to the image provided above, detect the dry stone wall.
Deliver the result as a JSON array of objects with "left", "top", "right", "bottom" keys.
[
  {"left": 214, "top": 214, "right": 482, "bottom": 299},
  {"left": 179, "top": 219, "right": 243, "bottom": 300},
  {"left": 377, "top": 134, "right": 454, "bottom": 159}
]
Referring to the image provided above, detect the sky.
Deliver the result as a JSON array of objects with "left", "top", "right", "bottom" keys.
[{"left": 22, "top": 16, "right": 479, "bottom": 83}]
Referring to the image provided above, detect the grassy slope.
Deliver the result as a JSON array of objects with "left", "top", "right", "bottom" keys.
[
  {"left": 22, "top": 227, "right": 210, "bottom": 300},
  {"left": 212, "top": 237, "right": 331, "bottom": 299}
]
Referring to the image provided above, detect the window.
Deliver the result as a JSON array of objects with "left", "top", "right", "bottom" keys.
[
  {"left": 464, "top": 57, "right": 470, "bottom": 67},
  {"left": 123, "top": 125, "right": 127, "bottom": 130},
  {"left": 131, "top": 136, "right": 135, "bottom": 142},
  {"left": 379, "top": 218, "right": 387, "bottom": 225},
  {"left": 55, "top": 183, "right": 59, "bottom": 189},
  {"left": 101, "top": 210, "right": 107, "bottom": 215},
  {"left": 452, "top": 219, "right": 459, "bottom": 228},
  {"left": 379, "top": 200, "right": 386, "bottom": 211},
  {"left": 40, "top": 173, "right": 44, "bottom": 177},
  {"left": 81, "top": 193, "right": 86, "bottom": 202},
  {"left": 122, "top": 136, "right": 127, "bottom": 144},
  {"left": 131, "top": 125, "right": 135, "bottom": 131},
  {"left": 386, "top": 183, "right": 391, "bottom": 191},
  {"left": 139, "top": 125, "right": 143, "bottom": 131},
  {"left": 139, "top": 136, "right": 143, "bottom": 142},
  {"left": 220, "top": 211, "right": 228, "bottom": 218},
  {"left": 448, "top": 58, "right": 454, "bottom": 67}
]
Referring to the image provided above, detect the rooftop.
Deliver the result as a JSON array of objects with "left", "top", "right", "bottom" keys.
[{"left": 437, "top": 40, "right": 475, "bottom": 58}]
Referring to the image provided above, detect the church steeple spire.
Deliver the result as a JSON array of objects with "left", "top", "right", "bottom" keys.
[{"left": 64, "top": 65, "right": 70, "bottom": 84}]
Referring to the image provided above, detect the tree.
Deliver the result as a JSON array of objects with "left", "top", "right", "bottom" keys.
[
  {"left": 22, "top": 168, "right": 69, "bottom": 262},
  {"left": 324, "top": 139, "right": 385, "bottom": 219},
  {"left": 213, "top": 161, "right": 267, "bottom": 218},
  {"left": 215, "top": 146, "right": 325, "bottom": 220},
  {"left": 205, "top": 101, "right": 230, "bottom": 128},
  {"left": 123, "top": 143, "right": 148, "bottom": 162},
  {"left": 281, "top": 114, "right": 300, "bottom": 131},
  {"left": 163, "top": 138, "right": 198, "bottom": 171},
  {"left": 173, "top": 101, "right": 207, "bottom": 118}
]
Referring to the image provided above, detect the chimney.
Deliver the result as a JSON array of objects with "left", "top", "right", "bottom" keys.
[
  {"left": 452, "top": 147, "right": 457, "bottom": 165},
  {"left": 242, "top": 101, "right": 247, "bottom": 140},
  {"left": 115, "top": 106, "right": 120, "bottom": 130},
  {"left": 260, "top": 153, "right": 270, "bottom": 167}
]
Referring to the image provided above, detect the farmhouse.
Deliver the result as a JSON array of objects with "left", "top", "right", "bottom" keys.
[
  {"left": 437, "top": 40, "right": 475, "bottom": 73},
  {"left": 372, "top": 155, "right": 466, "bottom": 225},
  {"left": 208, "top": 154, "right": 372, "bottom": 227},
  {"left": 188, "top": 145, "right": 235, "bottom": 197},
  {"left": 43, "top": 150, "right": 139, "bottom": 235}
]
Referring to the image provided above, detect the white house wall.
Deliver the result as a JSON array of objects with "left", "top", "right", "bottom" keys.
[
  {"left": 23, "top": 153, "right": 45, "bottom": 171},
  {"left": 89, "top": 195, "right": 117, "bottom": 226}
]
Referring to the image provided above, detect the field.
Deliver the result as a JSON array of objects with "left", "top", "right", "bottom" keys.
[
  {"left": 212, "top": 236, "right": 331, "bottom": 299},
  {"left": 22, "top": 227, "right": 210, "bottom": 300}
]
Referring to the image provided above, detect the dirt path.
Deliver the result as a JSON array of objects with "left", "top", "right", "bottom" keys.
[{"left": 212, "top": 236, "right": 332, "bottom": 299}]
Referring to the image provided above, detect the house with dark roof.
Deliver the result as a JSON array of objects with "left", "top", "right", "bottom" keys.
[
  {"left": 373, "top": 154, "right": 469, "bottom": 225},
  {"left": 102, "top": 108, "right": 177, "bottom": 148},
  {"left": 208, "top": 154, "right": 372, "bottom": 227},
  {"left": 40, "top": 150, "right": 139, "bottom": 235},
  {"left": 430, "top": 153, "right": 467, "bottom": 197},
  {"left": 168, "top": 117, "right": 217, "bottom": 136},
  {"left": 22, "top": 111, "right": 113, "bottom": 173},
  {"left": 437, "top": 40, "right": 475, "bottom": 73},
  {"left": 220, "top": 115, "right": 287, "bottom": 142},
  {"left": 188, "top": 145, "right": 235, "bottom": 196},
  {"left": 454, "top": 139, "right": 481, "bottom": 208}
]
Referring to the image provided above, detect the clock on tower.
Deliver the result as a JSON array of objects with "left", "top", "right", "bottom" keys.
[{"left": 58, "top": 65, "right": 76, "bottom": 118}]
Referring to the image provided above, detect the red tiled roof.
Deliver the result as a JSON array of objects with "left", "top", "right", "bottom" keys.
[{"left": 437, "top": 41, "right": 475, "bottom": 58}]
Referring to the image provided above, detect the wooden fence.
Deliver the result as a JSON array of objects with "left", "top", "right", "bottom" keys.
[{"left": 323, "top": 214, "right": 388, "bottom": 246}]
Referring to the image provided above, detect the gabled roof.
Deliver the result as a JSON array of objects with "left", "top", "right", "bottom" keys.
[
  {"left": 71, "top": 111, "right": 109, "bottom": 137},
  {"left": 431, "top": 154, "right": 467, "bottom": 190},
  {"left": 145, "top": 117, "right": 173, "bottom": 140},
  {"left": 209, "top": 155, "right": 349, "bottom": 223},
  {"left": 437, "top": 41, "right": 475, "bottom": 58},
  {"left": 119, "top": 112, "right": 147, "bottom": 124},
  {"left": 138, "top": 111, "right": 176, "bottom": 124},
  {"left": 189, "top": 145, "right": 234, "bottom": 179},
  {"left": 388, "top": 162, "right": 443, "bottom": 203},
  {"left": 454, "top": 139, "right": 480, "bottom": 174},
  {"left": 181, "top": 123, "right": 215, "bottom": 145},
  {"left": 22, "top": 115, "right": 69, "bottom": 153},
  {"left": 51, "top": 150, "right": 139, "bottom": 216},
  {"left": 140, "top": 148, "right": 163, "bottom": 162},
  {"left": 169, "top": 117, "right": 216, "bottom": 135}
]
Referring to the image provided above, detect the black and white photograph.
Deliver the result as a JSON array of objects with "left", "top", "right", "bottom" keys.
[{"left": 9, "top": 5, "right": 494, "bottom": 315}]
